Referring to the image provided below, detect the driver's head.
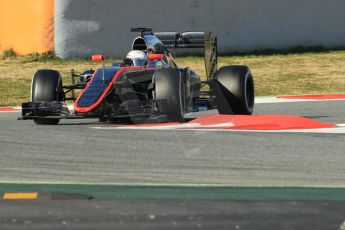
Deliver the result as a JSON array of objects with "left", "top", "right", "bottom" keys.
[{"left": 124, "top": 50, "right": 147, "bottom": 66}]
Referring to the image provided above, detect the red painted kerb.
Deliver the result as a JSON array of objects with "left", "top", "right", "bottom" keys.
[
  {"left": 278, "top": 94, "right": 345, "bottom": 100},
  {"left": 0, "top": 108, "right": 20, "bottom": 112}
]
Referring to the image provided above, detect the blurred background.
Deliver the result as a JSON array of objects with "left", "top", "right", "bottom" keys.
[{"left": 1, "top": 0, "right": 345, "bottom": 58}]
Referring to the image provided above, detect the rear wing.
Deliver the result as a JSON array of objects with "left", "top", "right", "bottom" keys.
[
  {"left": 131, "top": 28, "right": 217, "bottom": 80},
  {"left": 154, "top": 32, "right": 218, "bottom": 80}
]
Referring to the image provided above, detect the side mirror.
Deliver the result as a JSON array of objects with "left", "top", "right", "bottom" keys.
[
  {"left": 148, "top": 54, "right": 164, "bottom": 61},
  {"left": 91, "top": 54, "right": 104, "bottom": 62},
  {"left": 91, "top": 55, "right": 105, "bottom": 82}
]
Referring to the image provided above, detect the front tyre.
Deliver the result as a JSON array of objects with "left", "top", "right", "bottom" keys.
[
  {"left": 153, "top": 68, "right": 184, "bottom": 122},
  {"left": 215, "top": 65, "right": 254, "bottom": 115},
  {"left": 31, "top": 69, "right": 64, "bottom": 125}
]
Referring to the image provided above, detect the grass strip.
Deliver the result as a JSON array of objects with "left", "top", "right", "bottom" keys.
[
  {"left": 1, "top": 183, "right": 345, "bottom": 201},
  {"left": 1, "top": 49, "right": 345, "bottom": 106}
]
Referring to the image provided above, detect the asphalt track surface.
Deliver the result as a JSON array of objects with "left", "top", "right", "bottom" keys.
[
  {"left": 1, "top": 99, "right": 345, "bottom": 229},
  {"left": 0, "top": 100, "right": 344, "bottom": 186},
  {"left": 2, "top": 199, "right": 345, "bottom": 230}
]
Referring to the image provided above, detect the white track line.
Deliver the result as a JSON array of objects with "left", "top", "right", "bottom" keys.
[
  {"left": 255, "top": 96, "right": 345, "bottom": 104},
  {"left": 92, "top": 124, "right": 345, "bottom": 134},
  {"left": 255, "top": 97, "right": 315, "bottom": 104},
  {"left": 183, "top": 126, "right": 345, "bottom": 134},
  {"left": 0, "top": 111, "right": 20, "bottom": 113}
]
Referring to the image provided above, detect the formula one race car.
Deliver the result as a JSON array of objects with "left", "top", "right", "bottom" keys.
[{"left": 19, "top": 28, "right": 254, "bottom": 125}]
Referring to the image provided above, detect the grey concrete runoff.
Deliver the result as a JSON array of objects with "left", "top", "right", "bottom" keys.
[{"left": 0, "top": 100, "right": 344, "bottom": 187}]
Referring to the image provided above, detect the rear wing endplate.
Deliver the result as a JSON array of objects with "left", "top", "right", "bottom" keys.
[
  {"left": 204, "top": 32, "right": 217, "bottom": 80},
  {"left": 154, "top": 31, "right": 218, "bottom": 80}
]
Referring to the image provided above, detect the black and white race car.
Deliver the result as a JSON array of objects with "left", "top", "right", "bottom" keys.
[{"left": 20, "top": 28, "right": 254, "bottom": 125}]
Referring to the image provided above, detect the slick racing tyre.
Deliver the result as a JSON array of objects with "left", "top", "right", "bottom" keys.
[
  {"left": 153, "top": 68, "right": 184, "bottom": 122},
  {"left": 31, "top": 69, "right": 64, "bottom": 125},
  {"left": 215, "top": 65, "right": 254, "bottom": 115}
]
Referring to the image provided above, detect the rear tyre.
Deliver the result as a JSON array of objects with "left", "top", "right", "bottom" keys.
[
  {"left": 31, "top": 69, "right": 64, "bottom": 125},
  {"left": 153, "top": 68, "right": 184, "bottom": 122},
  {"left": 215, "top": 65, "right": 254, "bottom": 115}
]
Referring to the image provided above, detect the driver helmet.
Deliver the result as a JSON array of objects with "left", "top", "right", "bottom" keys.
[{"left": 124, "top": 50, "right": 147, "bottom": 66}]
